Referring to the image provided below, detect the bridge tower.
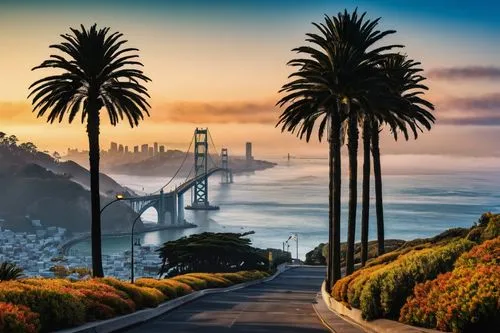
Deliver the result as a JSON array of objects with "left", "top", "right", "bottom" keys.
[
  {"left": 220, "top": 148, "right": 233, "bottom": 184},
  {"left": 186, "top": 128, "right": 219, "bottom": 210}
]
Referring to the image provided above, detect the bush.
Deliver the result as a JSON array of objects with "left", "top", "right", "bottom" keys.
[
  {"left": 0, "top": 282, "right": 86, "bottom": 332},
  {"left": 0, "top": 301, "right": 40, "bottom": 333},
  {"left": 358, "top": 239, "right": 473, "bottom": 320},
  {"left": 215, "top": 272, "right": 246, "bottom": 284},
  {"left": 100, "top": 277, "right": 166, "bottom": 309},
  {"left": 454, "top": 237, "right": 499, "bottom": 268},
  {"left": 186, "top": 273, "right": 232, "bottom": 288},
  {"left": 400, "top": 264, "right": 500, "bottom": 332},
  {"left": 171, "top": 276, "right": 208, "bottom": 290},
  {"left": 135, "top": 278, "right": 193, "bottom": 298}
]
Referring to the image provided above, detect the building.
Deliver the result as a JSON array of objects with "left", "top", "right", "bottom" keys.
[
  {"left": 133, "top": 146, "right": 139, "bottom": 154},
  {"left": 118, "top": 144, "right": 124, "bottom": 153},
  {"left": 148, "top": 147, "right": 154, "bottom": 157},
  {"left": 245, "top": 142, "right": 253, "bottom": 161},
  {"left": 153, "top": 142, "right": 158, "bottom": 155},
  {"left": 141, "top": 144, "right": 149, "bottom": 156},
  {"left": 110, "top": 142, "right": 118, "bottom": 153},
  {"left": 159, "top": 145, "right": 165, "bottom": 154},
  {"left": 125, "top": 146, "right": 129, "bottom": 154}
]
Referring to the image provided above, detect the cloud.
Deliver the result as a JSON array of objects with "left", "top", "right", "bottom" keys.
[
  {"left": 428, "top": 66, "right": 500, "bottom": 80},
  {"left": 152, "top": 100, "right": 278, "bottom": 124},
  {"left": 437, "top": 93, "right": 500, "bottom": 125}
]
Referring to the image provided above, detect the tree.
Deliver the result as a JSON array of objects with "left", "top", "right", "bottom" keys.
[
  {"left": 0, "top": 262, "right": 24, "bottom": 281},
  {"left": 277, "top": 9, "right": 402, "bottom": 286},
  {"left": 29, "top": 24, "right": 151, "bottom": 277},
  {"left": 157, "top": 232, "right": 268, "bottom": 276},
  {"left": 370, "top": 55, "right": 434, "bottom": 257},
  {"left": 52, "top": 151, "right": 61, "bottom": 163}
]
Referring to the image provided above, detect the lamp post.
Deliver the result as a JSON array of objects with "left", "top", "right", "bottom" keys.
[
  {"left": 100, "top": 194, "right": 125, "bottom": 214},
  {"left": 130, "top": 212, "right": 143, "bottom": 284}
]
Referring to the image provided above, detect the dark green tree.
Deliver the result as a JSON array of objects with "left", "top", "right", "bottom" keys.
[
  {"left": 157, "top": 232, "right": 268, "bottom": 276},
  {"left": 0, "top": 262, "right": 24, "bottom": 281},
  {"left": 277, "top": 9, "right": 402, "bottom": 283},
  {"left": 366, "top": 55, "right": 435, "bottom": 259},
  {"left": 29, "top": 24, "right": 151, "bottom": 277}
]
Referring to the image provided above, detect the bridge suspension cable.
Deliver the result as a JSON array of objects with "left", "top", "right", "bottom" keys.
[
  {"left": 207, "top": 129, "right": 221, "bottom": 168},
  {"left": 151, "top": 134, "right": 195, "bottom": 194}
]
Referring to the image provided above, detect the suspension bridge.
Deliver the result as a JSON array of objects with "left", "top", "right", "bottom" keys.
[{"left": 123, "top": 128, "right": 233, "bottom": 225}]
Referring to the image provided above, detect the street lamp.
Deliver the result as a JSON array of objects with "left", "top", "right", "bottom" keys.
[
  {"left": 100, "top": 193, "right": 125, "bottom": 214},
  {"left": 130, "top": 212, "right": 143, "bottom": 283}
]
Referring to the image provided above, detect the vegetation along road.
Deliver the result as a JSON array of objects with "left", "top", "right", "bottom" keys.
[{"left": 122, "top": 267, "right": 334, "bottom": 332}]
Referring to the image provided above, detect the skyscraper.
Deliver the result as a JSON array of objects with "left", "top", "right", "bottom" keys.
[
  {"left": 159, "top": 145, "right": 165, "bottom": 154},
  {"left": 110, "top": 142, "right": 118, "bottom": 153},
  {"left": 118, "top": 144, "right": 124, "bottom": 153},
  {"left": 125, "top": 146, "right": 129, "bottom": 154},
  {"left": 148, "top": 147, "right": 154, "bottom": 157},
  {"left": 133, "top": 146, "right": 139, "bottom": 154},
  {"left": 141, "top": 144, "right": 148, "bottom": 156},
  {"left": 154, "top": 142, "right": 158, "bottom": 156},
  {"left": 246, "top": 142, "right": 253, "bottom": 161}
]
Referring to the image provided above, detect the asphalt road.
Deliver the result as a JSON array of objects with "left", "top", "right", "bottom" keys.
[{"left": 122, "top": 266, "right": 330, "bottom": 333}]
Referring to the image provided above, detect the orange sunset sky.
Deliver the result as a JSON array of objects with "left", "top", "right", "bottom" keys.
[{"left": 1, "top": 1, "right": 500, "bottom": 158}]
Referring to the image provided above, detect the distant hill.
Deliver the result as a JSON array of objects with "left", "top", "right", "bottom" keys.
[{"left": 0, "top": 136, "right": 141, "bottom": 233}]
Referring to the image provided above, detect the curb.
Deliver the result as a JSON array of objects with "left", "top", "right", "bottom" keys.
[
  {"left": 55, "top": 264, "right": 292, "bottom": 333},
  {"left": 320, "top": 282, "right": 447, "bottom": 333}
]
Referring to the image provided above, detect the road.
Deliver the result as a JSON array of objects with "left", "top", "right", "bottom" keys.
[{"left": 122, "top": 266, "right": 330, "bottom": 333}]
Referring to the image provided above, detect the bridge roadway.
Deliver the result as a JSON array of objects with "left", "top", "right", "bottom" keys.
[{"left": 121, "top": 267, "right": 331, "bottom": 333}]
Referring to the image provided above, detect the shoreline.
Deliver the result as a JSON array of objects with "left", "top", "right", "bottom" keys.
[{"left": 59, "top": 221, "right": 197, "bottom": 255}]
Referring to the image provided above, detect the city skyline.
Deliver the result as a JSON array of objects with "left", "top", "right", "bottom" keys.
[{"left": 1, "top": 1, "right": 499, "bottom": 158}]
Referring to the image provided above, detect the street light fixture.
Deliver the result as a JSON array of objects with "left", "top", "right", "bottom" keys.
[
  {"left": 130, "top": 212, "right": 143, "bottom": 283},
  {"left": 100, "top": 193, "right": 126, "bottom": 214}
]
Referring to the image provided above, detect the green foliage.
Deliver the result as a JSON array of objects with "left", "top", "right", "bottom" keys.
[
  {"left": 400, "top": 238, "right": 500, "bottom": 332},
  {"left": 305, "top": 243, "right": 326, "bottom": 265},
  {"left": 0, "top": 262, "right": 24, "bottom": 281},
  {"left": 0, "top": 301, "right": 40, "bottom": 333},
  {"left": 359, "top": 239, "right": 474, "bottom": 320},
  {"left": 0, "top": 283, "right": 86, "bottom": 333},
  {"left": 157, "top": 232, "right": 268, "bottom": 276},
  {"left": 100, "top": 278, "right": 166, "bottom": 309}
]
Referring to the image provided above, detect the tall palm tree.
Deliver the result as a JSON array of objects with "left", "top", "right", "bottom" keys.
[
  {"left": 29, "top": 24, "right": 151, "bottom": 277},
  {"left": 277, "top": 9, "right": 402, "bottom": 287},
  {"left": 363, "top": 54, "right": 435, "bottom": 258}
]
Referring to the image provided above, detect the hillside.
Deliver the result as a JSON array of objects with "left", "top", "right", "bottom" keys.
[{"left": 0, "top": 136, "right": 141, "bottom": 233}]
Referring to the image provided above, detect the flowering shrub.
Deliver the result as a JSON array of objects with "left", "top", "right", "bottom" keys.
[
  {"left": 400, "top": 237, "right": 500, "bottom": 332},
  {"left": 0, "top": 270, "right": 268, "bottom": 333},
  {"left": 100, "top": 278, "right": 166, "bottom": 309},
  {"left": 0, "top": 281, "right": 86, "bottom": 332},
  {"left": 360, "top": 239, "right": 473, "bottom": 320},
  {"left": 172, "top": 275, "right": 208, "bottom": 290},
  {"left": 185, "top": 273, "right": 232, "bottom": 288},
  {"left": 454, "top": 237, "right": 499, "bottom": 268},
  {"left": 0, "top": 301, "right": 40, "bottom": 333},
  {"left": 135, "top": 278, "right": 193, "bottom": 298}
]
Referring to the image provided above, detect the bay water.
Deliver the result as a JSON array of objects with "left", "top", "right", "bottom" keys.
[{"left": 71, "top": 155, "right": 500, "bottom": 259}]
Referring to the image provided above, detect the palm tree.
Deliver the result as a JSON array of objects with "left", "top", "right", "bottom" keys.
[
  {"left": 29, "top": 24, "right": 151, "bottom": 277},
  {"left": 0, "top": 262, "right": 24, "bottom": 281},
  {"left": 366, "top": 54, "right": 435, "bottom": 255},
  {"left": 277, "top": 9, "right": 402, "bottom": 287}
]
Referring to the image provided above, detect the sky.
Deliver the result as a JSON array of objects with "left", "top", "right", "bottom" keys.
[{"left": 1, "top": 0, "right": 500, "bottom": 158}]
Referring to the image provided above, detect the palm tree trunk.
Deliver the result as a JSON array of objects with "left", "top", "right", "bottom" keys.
[
  {"left": 371, "top": 123, "right": 385, "bottom": 256},
  {"left": 331, "top": 109, "right": 342, "bottom": 287},
  {"left": 87, "top": 102, "right": 104, "bottom": 278},
  {"left": 327, "top": 126, "right": 334, "bottom": 291},
  {"left": 346, "top": 105, "right": 358, "bottom": 275},
  {"left": 361, "top": 118, "right": 371, "bottom": 266}
]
